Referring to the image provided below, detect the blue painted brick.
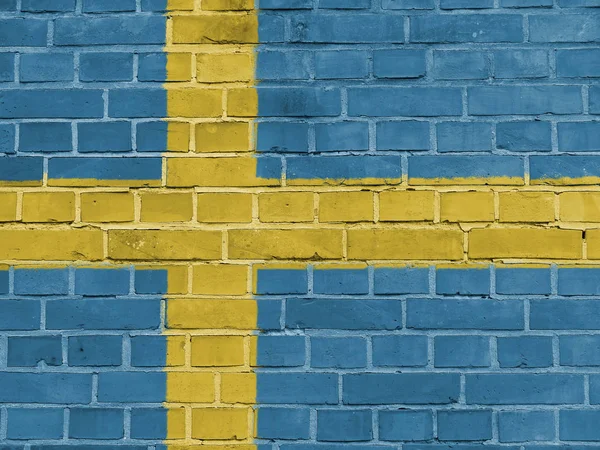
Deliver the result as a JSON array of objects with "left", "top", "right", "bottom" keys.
[
  {"left": 558, "top": 268, "right": 600, "bottom": 295},
  {"left": 315, "top": 50, "right": 368, "bottom": 79},
  {"left": 7, "top": 409, "right": 63, "bottom": 440},
  {"left": 69, "top": 408, "right": 123, "bottom": 439},
  {"left": 560, "top": 335, "right": 600, "bottom": 366},
  {"left": 0, "top": 19, "right": 47, "bottom": 46},
  {"left": 436, "top": 267, "right": 490, "bottom": 295},
  {"left": 469, "top": 86, "right": 582, "bottom": 115},
  {"left": 557, "top": 49, "right": 600, "bottom": 77},
  {"left": 411, "top": 14, "right": 523, "bottom": 43},
  {"left": 435, "top": 335, "right": 490, "bottom": 368},
  {"left": 311, "top": 337, "right": 367, "bottom": 369},
  {"left": 0, "top": 156, "right": 43, "bottom": 184},
  {"left": 78, "top": 122, "right": 132, "bottom": 153},
  {"left": 130, "top": 335, "right": 167, "bottom": 367},
  {"left": 530, "top": 155, "right": 600, "bottom": 182},
  {"left": 372, "top": 335, "right": 428, "bottom": 367},
  {"left": 0, "top": 90, "right": 103, "bottom": 119},
  {"left": 441, "top": 0, "right": 494, "bottom": 8},
  {"left": 0, "top": 269, "right": 7, "bottom": 293},
  {"left": 257, "top": 408, "right": 310, "bottom": 440},
  {"left": 130, "top": 408, "right": 167, "bottom": 439},
  {"left": 286, "top": 155, "right": 401, "bottom": 181},
  {"left": 20, "top": 53, "right": 73, "bottom": 83},
  {"left": 0, "top": 373, "right": 92, "bottom": 403},
  {"left": 7, "top": 336, "right": 62, "bottom": 367},
  {"left": 560, "top": 410, "right": 600, "bottom": 441},
  {"left": 68, "top": 335, "right": 122, "bottom": 367},
  {"left": 256, "top": 269, "right": 308, "bottom": 294},
  {"left": 134, "top": 269, "right": 167, "bottom": 294},
  {"left": 313, "top": 268, "right": 369, "bottom": 294},
  {"left": 494, "top": 50, "right": 549, "bottom": 79},
  {"left": 46, "top": 298, "right": 160, "bottom": 330},
  {"left": 0, "top": 300, "right": 40, "bottom": 330},
  {"left": 258, "top": 88, "right": 340, "bottom": 117},
  {"left": 31, "top": 446, "right": 146, "bottom": 450},
  {"left": 258, "top": 299, "right": 283, "bottom": 331},
  {"left": 19, "top": 122, "right": 72, "bottom": 153},
  {"left": 349, "top": 87, "right": 462, "bottom": 117},
  {"left": 495, "top": 267, "right": 551, "bottom": 295},
  {"left": 21, "top": 0, "right": 75, "bottom": 11},
  {"left": 498, "top": 411, "right": 555, "bottom": 443},
  {"left": 80, "top": 53, "right": 134, "bottom": 82},
  {"left": 0, "top": 0, "right": 15, "bottom": 10},
  {"left": 54, "top": 17, "right": 166, "bottom": 46},
  {"left": 590, "top": 375, "right": 600, "bottom": 403},
  {"left": 502, "top": 0, "right": 552, "bottom": 6},
  {"left": 409, "top": 155, "right": 524, "bottom": 182},
  {"left": 0, "top": 53, "right": 14, "bottom": 82},
  {"left": 558, "top": 122, "right": 600, "bottom": 152},
  {"left": 383, "top": 0, "right": 434, "bottom": 8},
  {"left": 315, "top": 122, "right": 369, "bottom": 152},
  {"left": 497, "top": 336, "right": 553, "bottom": 368},
  {"left": 256, "top": 335, "right": 306, "bottom": 367},
  {"left": 466, "top": 374, "right": 584, "bottom": 404},
  {"left": 82, "top": 0, "right": 136, "bottom": 12},
  {"left": 287, "top": 299, "right": 402, "bottom": 330},
  {"left": 407, "top": 299, "right": 524, "bottom": 330},
  {"left": 317, "top": 410, "right": 372, "bottom": 442},
  {"left": 560, "top": 0, "right": 600, "bottom": 5},
  {"left": 0, "top": 124, "right": 14, "bottom": 153},
  {"left": 496, "top": 122, "right": 552, "bottom": 152},
  {"left": 257, "top": 373, "right": 338, "bottom": 404},
  {"left": 97, "top": 372, "right": 166, "bottom": 402},
  {"left": 258, "top": 51, "right": 310, "bottom": 80},
  {"left": 136, "top": 122, "right": 169, "bottom": 152},
  {"left": 320, "top": 0, "right": 370, "bottom": 7},
  {"left": 531, "top": 299, "right": 600, "bottom": 330},
  {"left": 376, "top": 121, "right": 430, "bottom": 151},
  {"left": 438, "top": 410, "right": 492, "bottom": 441},
  {"left": 259, "top": 15, "right": 287, "bottom": 43},
  {"left": 257, "top": 122, "right": 309, "bottom": 153},
  {"left": 373, "top": 267, "right": 429, "bottom": 294},
  {"left": 433, "top": 51, "right": 489, "bottom": 80},
  {"left": 437, "top": 122, "right": 492, "bottom": 152},
  {"left": 48, "top": 157, "right": 162, "bottom": 183},
  {"left": 343, "top": 373, "right": 460, "bottom": 405},
  {"left": 290, "top": 14, "right": 404, "bottom": 43},
  {"left": 529, "top": 14, "right": 600, "bottom": 43},
  {"left": 373, "top": 50, "right": 426, "bottom": 79},
  {"left": 379, "top": 410, "right": 433, "bottom": 441},
  {"left": 138, "top": 53, "right": 167, "bottom": 82},
  {"left": 259, "top": 0, "right": 312, "bottom": 8},
  {"left": 74, "top": 268, "right": 130, "bottom": 296}
]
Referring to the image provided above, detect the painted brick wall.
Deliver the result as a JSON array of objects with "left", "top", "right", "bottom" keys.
[{"left": 0, "top": 0, "right": 600, "bottom": 448}]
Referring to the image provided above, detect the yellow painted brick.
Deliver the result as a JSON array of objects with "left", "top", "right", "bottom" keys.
[
  {"left": 135, "top": 264, "right": 188, "bottom": 295},
  {"left": 165, "top": 0, "right": 194, "bottom": 9},
  {"left": 228, "top": 229, "right": 344, "bottom": 260},
  {"left": 259, "top": 192, "right": 313, "bottom": 223},
  {"left": 167, "top": 299, "right": 257, "bottom": 329},
  {"left": 191, "top": 336, "right": 245, "bottom": 367},
  {"left": 221, "top": 373, "right": 256, "bottom": 404},
  {"left": 22, "top": 192, "right": 75, "bottom": 223},
  {"left": 166, "top": 372, "right": 215, "bottom": 403},
  {"left": 584, "top": 230, "right": 600, "bottom": 259},
  {"left": 168, "top": 446, "right": 255, "bottom": 450},
  {"left": 192, "top": 408, "right": 249, "bottom": 440},
  {"left": 499, "top": 192, "right": 555, "bottom": 223},
  {"left": 196, "top": 122, "right": 250, "bottom": 153},
  {"left": 440, "top": 192, "right": 494, "bottom": 222},
  {"left": 0, "top": 192, "right": 17, "bottom": 222},
  {"left": 166, "top": 122, "right": 191, "bottom": 152},
  {"left": 560, "top": 192, "right": 600, "bottom": 222},
  {"left": 140, "top": 192, "right": 193, "bottom": 223},
  {"left": 197, "top": 53, "right": 254, "bottom": 83},
  {"left": 167, "top": 158, "right": 279, "bottom": 187},
  {"left": 108, "top": 230, "right": 221, "bottom": 260},
  {"left": 81, "top": 192, "right": 134, "bottom": 223},
  {"left": 166, "top": 336, "right": 186, "bottom": 367},
  {"left": 193, "top": 264, "right": 248, "bottom": 295},
  {"left": 167, "top": 408, "right": 186, "bottom": 440},
  {"left": 469, "top": 228, "right": 582, "bottom": 259},
  {"left": 197, "top": 193, "right": 253, "bottom": 223},
  {"left": 0, "top": 230, "right": 103, "bottom": 261},
  {"left": 202, "top": 0, "right": 254, "bottom": 10},
  {"left": 227, "top": 88, "right": 258, "bottom": 117},
  {"left": 166, "top": 53, "right": 192, "bottom": 81},
  {"left": 319, "top": 191, "right": 374, "bottom": 223},
  {"left": 172, "top": 15, "right": 259, "bottom": 44},
  {"left": 379, "top": 191, "right": 435, "bottom": 222},
  {"left": 167, "top": 89, "right": 222, "bottom": 118},
  {"left": 347, "top": 229, "right": 464, "bottom": 260}
]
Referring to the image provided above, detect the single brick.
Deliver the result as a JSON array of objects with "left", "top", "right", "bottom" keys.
[
  {"left": 372, "top": 335, "right": 428, "bottom": 367},
  {"left": 130, "top": 408, "right": 171, "bottom": 440},
  {"left": 78, "top": 121, "right": 132, "bottom": 153},
  {"left": 19, "top": 122, "right": 72, "bottom": 153},
  {"left": 191, "top": 408, "right": 249, "bottom": 440},
  {"left": 259, "top": 192, "right": 314, "bottom": 223},
  {"left": 8, "top": 336, "right": 62, "bottom": 367},
  {"left": 496, "top": 121, "right": 552, "bottom": 152},
  {"left": 557, "top": 49, "right": 600, "bottom": 77},
  {"left": 433, "top": 51, "right": 489, "bottom": 80},
  {"left": 68, "top": 335, "right": 122, "bottom": 367},
  {"left": 0, "top": 0, "right": 16, "bottom": 9},
  {"left": 379, "top": 410, "right": 433, "bottom": 441},
  {"left": 343, "top": 373, "right": 460, "bottom": 405},
  {"left": 437, "top": 122, "right": 492, "bottom": 152},
  {"left": 257, "top": 122, "right": 309, "bottom": 153},
  {"left": 558, "top": 122, "right": 600, "bottom": 152},
  {"left": 560, "top": 335, "right": 600, "bottom": 366},
  {"left": 494, "top": 50, "right": 548, "bottom": 79},
  {"left": 438, "top": 410, "right": 492, "bottom": 441},
  {"left": 137, "top": 121, "right": 188, "bottom": 152},
  {"left": 134, "top": 268, "right": 168, "bottom": 295},
  {"left": 139, "top": 53, "right": 187, "bottom": 82},
  {"left": 441, "top": 0, "right": 494, "bottom": 7},
  {"left": 383, "top": 0, "right": 434, "bottom": 8},
  {"left": 411, "top": 14, "right": 522, "bottom": 42},
  {"left": 255, "top": 87, "right": 341, "bottom": 117},
  {"left": 561, "top": 192, "right": 600, "bottom": 222},
  {"left": 192, "top": 336, "right": 244, "bottom": 367},
  {"left": 0, "top": 299, "right": 40, "bottom": 330},
  {"left": 256, "top": 268, "right": 308, "bottom": 294},
  {"left": 377, "top": 121, "right": 429, "bottom": 151},
  {"left": 255, "top": 335, "right": 305, "bottom": 367},
  {"left": 531, "top": 299, "right": 600, "bottom": 330},
  {"left": 319, "top": 192, "right": 373, "bottom": 222},
  {"left": 22, "top": 192, "right": 75, "bottom": 223},
  {"left": 435, "top": 335, "right": 490, "bottom": 368},
  {"left": 55, "top": 17, "right": 166, "bottom": 45},
  {"left": 317, "top": 410, "right": 372, "bottom": 442},
  {"left": 0, "top": 90, "right": 103, "bottom": 119},
  {"left": 7, "top": 408, "right": 63, "bottom": 439},
  {"left": 287, "top": 155, "right": 401, "bottom": 183},
  {"left": 379, "top": 191, "right": 434, "bottom": 222},
  {"left": 498, "top": 411, "right": 555, "bottom": 443},
  {"left": 14, "top": 268, "right": 69, "bottom": 296},
  {"left": 0, "top": 373, "right": 92, "bottom": 403},
  {"left": 469, "top": 86, "right": 582, "bottom": 115},
  {"left": 74, "top": 268, "right": 130, "bottom": 296},
  {"left": 530, "top": 155, "right": 600, "bottom": 185},
  {"left": 257, "top": 373, "right": 338, "bottom": 404},
  {"left": 313, "top": 268, "right": 369, "bottom": 295},
  {"left": 373, "top": 50, "right": 426, "bottom": 79},
  {"left": 172, "top": 14, "right": 265, "bottom": 44},
  {"left": 315, "top": 50, "right": 368, "bottom": 79},
  {"left": 0, "top": 124, "right": 15, "bottom": 153},
  {"left": 20, "top": 53, "right": 73, "bottom": 83},
  {"left": 466, "top": 374, "right": 584, "bottom": 404},
  {"left": 0, "top": 53, "right": 15, "bottom": 82},
  {"left": 436, "top": 267, "right": 490, "bottom": 295},
  {"left": 558, "top": 267, "right": 600, "bottom": 295},
  {"left": 290, "top": 14, "right": 404, "bottom": 43},
  {"left": 315, "top": 122, "right": 369, "bottom": 152},
  {"left": 258, "top": 300, "right": 283, "bottom": 331},
  {"left": 560, "top": 0, "right": 600, "bottom": 5},
  {"left": 440, "top": 192, "right": 494, "bottom": 222},
  {"left": 98, "top": 372, "right": 166, "bottom": 403},
  {"left": 258, "top": 51, "right": 311, "bottom": 81},
  {"left": 256, "top": 408, "right": 310, "bottom": 440},
  {"left": 82, "top": 0, "right": 136, "bottom": 11},
  {"left": 560, "top": 410, "right": 600, "bottom": 440},
  {"left": 197, "top": 193, "right": 252, "bottom": 223},
  {"left": 198, "top": 52, "right": 254, "bottom": 82},
  {"left": 0, "top": 19, "right": 47, "bottom": 46},
  {"left": 195, "top": 122, "right": 249, "bottom": 153},
  {"left": 69, "top": 408, "right": 123, "bottom": 439},
  {"left": 311, "top": 337, "right": 367, "bottom": 369},
  {"left": 193, "top": 264, "right": 247, "bottom": 296},
  {"left": 498, "top": 192, "right": 554, "bottom": 222},
  {"left": 259, "top": 0, "right": 312, "bottom": 8},
  {"left": 0, "top": 157, "right": 42, "bottom": 186},
  {"left": 141, "top": 192, "right": 193, "bottom": 223},
  {"left": 529, "top": 14, "right": 600, "bottom": 42},
  {"left": 408, "top": 298, "right": 524, "bottom": 330},
  {"left": 502, "top": 0, "right": 552, "bottom": 5},
  {"left": 131, "top": 335, "right": 185, "bottom": 367},
  {"left": 0, "top": 192, "right": 16, "bottom": 221},
  {"left": 373, "top": 266, "right": 429, "bottom": 294},
  {"left": 167, "top": 299, "right": 257, "bottom": 330},
  {"left": 21, "top": 0, "right": 75, "bottom": 11},
  {"left": 0, "top": 269, "right": 6, "bottom": 293},
  {"left": 320, "top": 0, "right": 370, "bottom": 7},
  {"left": 495, "top": 267, "right": 551, "bottom": 295},
  {"left": 81, "top": 192, "right": 134, "bottom": 223},
  {"left": 0, "top": 229, "right": 102, "bottom": 261}
]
